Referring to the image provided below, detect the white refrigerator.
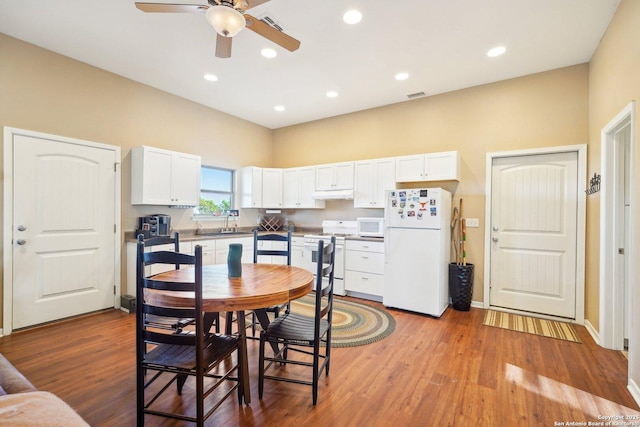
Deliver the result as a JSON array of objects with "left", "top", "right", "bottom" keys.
[{"left": 383, "top": 187, "right": 451, "bottom": 317}]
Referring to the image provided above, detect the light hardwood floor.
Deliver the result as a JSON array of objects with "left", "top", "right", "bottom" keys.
[{"left": 0, "top": 298, "right": 638, "bottom": 426}]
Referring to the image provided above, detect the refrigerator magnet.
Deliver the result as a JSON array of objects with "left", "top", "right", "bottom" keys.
[
  {"left": 430, "top": 207, "right": 437, "bottom": 216},
  {"left": 408, "top": 211, "right": 415, "bottom": 217}
]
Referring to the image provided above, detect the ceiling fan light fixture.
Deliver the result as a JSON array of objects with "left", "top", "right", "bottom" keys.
[{"left": 206, "top": 5, "right": 246, "bottom": 37}]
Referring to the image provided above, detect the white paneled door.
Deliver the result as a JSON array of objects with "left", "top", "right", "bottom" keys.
[
  {"left": 11, "top": 133, "right": 118, "bottom": 329},
  {"left": 489, "top": 151, "right": 578, "bottom": 318}
]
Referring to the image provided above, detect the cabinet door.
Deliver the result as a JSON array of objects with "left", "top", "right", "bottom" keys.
[
  {"left": 240, "top": 166, "right": 262, "bottom": 208},
  {"left": 171, "top": 152, "right": 201, "bottom": 206},
  {"left": 261, "top": 168, "right": 283, "bottom": 208},
  {"left": 133, "top": 147, "right": 173, "bottom": 205},
  {"left": 334, "top": 162, "right": 354, "bottom": 190},
  {"left": 282, "top": 168, "right": 300, "bottom": 208},
  {"left": 354, "top": 160, "right": 376, "bottom": 208},
  {"left": 424, "top": 151, "right": 459, "bottom": 181},
  {"left": 297, "top": 166, "right": 324, "bottom": 208},
  {"left": 290, "top": 237, "right": 308, "bottom": 270},
  {"left": 395, "top": 154, "right": 425, "bottom": 182},
  {"left": 373, "top": 158, "right": 396, "bottom": 206},
  {"left": 315, "top": 164, "right": 335, "bottom": 190}
]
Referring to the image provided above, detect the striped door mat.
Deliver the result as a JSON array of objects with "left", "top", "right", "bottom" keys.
[{"left": 483, "top": 310, "right": 581, "bottom": 343}]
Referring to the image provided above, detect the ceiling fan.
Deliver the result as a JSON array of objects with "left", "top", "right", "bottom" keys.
[{"left": 135, "top": 0, "right": 301, "bottom": 58}]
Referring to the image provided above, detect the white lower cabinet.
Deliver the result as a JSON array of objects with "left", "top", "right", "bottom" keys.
[
  {"left": 256, "top": 238, "right": 288, "bottom": 264},
  {"left": 215, "top": 237, "right": 253, "bottom": 264},
  {"left": 290, "top": 236, "right": 306, "bottom": 269},
  {"left": 344, "top": 240, "right": 384, "bottom": 299},
  {"left": 125, "top": 240, "right": 191, "bottom": 297},
  {"left": 126, "top": 236, "right": 254, "bottom": 297}
]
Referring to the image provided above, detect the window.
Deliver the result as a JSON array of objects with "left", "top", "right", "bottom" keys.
[{"left": 194, "top": 166, "right": 234, "bottom": 216}]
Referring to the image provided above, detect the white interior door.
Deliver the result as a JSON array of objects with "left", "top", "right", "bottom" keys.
[
  {"left": 489, "top": 151, "right": 578, "bottom": 318},
  {"left": 11, "top": 133, "right": 117, "bottom": 329}
]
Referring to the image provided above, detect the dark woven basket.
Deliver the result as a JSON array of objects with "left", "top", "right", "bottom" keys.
[{"left": 448, "top": 263, "right": 475, "bottom": 311}]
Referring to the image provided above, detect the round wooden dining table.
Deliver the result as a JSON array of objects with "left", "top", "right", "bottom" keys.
[{"left": 145, "top": 263, "right": 314, "bottom": 404}]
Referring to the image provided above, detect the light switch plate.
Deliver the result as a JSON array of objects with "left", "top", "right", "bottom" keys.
[{"left": 465, "top": 218, "right": 479, "bottom": 228}]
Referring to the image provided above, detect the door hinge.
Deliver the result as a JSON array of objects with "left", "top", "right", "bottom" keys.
[
  {"left": 114, "top": 224, "right": 117, "bottom": 233},
  {"left": 114, "top": 162, "right": 120, "bottom": 172},
  {"left": 113, "top": 285, "right": 116, "bottom": 295},
  {"left": 618, "top": 248, "right": 625, "bottom": 254}
]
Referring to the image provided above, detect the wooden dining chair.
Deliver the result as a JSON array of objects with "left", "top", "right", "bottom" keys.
[
  {"left": 136, "top": 242, "right": 243, "bottom": 426},
  {"left": 258, "top": 236, "right": 336, "bottom": 405},
  {"left": 138, "top": 233, "right": 219, "bottom": 334},
  {"left": 226, "top": 230, "right": 292, "bottom": 337}
]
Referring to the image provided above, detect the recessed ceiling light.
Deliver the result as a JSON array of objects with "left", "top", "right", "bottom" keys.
[
  {"left": 261, "top": 48, "right": 277, "bottom": 58},
  {"left": 326, "top": 91, "right": 338, "bottom": 98},
  {"left": 343, "top": 10, "right": 362, "bottom": 25},
  {"left": 203, "top": 73, "right": 218, "bottom": 82},
  {"left": 395, "top": 72, "right": 409, "bottom": 81},
  {"left": 487, "top": 46, "right": 506, "bottom": 57},
  {"left": 274, "top": 105, "right": 285, "bottom": 112}
]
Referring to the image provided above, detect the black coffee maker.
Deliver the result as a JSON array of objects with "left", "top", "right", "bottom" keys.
[{"left": 137, "top": 215, "right": 171, "bottom": 239}]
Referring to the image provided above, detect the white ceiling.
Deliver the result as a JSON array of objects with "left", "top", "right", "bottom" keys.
[{"left": 0, "top": 0, "right": 620, "bottom": 129}]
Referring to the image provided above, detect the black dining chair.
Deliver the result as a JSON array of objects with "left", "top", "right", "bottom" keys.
[
  {"left": 137, "top": 233, "right": 219, "bottom": 334},
  {"left": 258, "top": 236, "right": 336, "bottom": 405},
  {"left": 226, "top": 230, "right": 292, "bottom": 337},
  {"left": 136, "top": 242, "right": 243, "bottom": 426}
]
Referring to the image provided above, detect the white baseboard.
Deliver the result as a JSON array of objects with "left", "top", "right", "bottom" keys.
[
  {"left": 0, "top": 328, "right": 3, "bottom": 337},
  {"left": 629, "top": 378, "right": 640, "bottom": 408},
  {"left": 471, "top": 301, "right": 483, "bottom": 309},
  {"left": 583, "top": 319, "right": 600, "bottom": 345}
]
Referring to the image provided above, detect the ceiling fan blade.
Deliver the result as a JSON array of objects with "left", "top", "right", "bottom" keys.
[
  {"left": 236, "top": 0, "right": 271, "bottom": 11},
  {"left": 135, "top": 2, "right": 208, "bottom": 13},
  {"left": 244, "top": 14, "right": 300, "bottom": 52},
  {"left": 216, "top": 34, "right": 232, "bottom": 58}
]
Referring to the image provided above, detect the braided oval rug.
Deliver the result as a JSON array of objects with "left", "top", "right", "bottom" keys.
[{"left": 288, "top": 295, "right": 396, "bottom": 348}]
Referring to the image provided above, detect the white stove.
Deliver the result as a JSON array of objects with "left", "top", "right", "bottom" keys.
[{"left": 303, "top": 220, "right": 357, "bottom": 296}]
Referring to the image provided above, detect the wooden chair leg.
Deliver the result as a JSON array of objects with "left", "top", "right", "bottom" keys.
[
  {"left": 177, "top": 373, "right": 188, "bottom": 395},
  {"left": 258, "top": 332, "right": 265, "bottom": 399}
]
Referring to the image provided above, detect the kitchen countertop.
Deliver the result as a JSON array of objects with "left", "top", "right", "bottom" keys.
[{"left": 125, "top": 228, "right": 384, "bottom": 243}]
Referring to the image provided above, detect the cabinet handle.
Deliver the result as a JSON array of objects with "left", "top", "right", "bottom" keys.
[{"left": 361, "top": 277, "right": 368, "bottom": 280}]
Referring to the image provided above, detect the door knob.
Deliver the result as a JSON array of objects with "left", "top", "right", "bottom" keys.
[
  {"left": 17, "top": 225, "right": 27, "bottom": 231},
  {"left": 492, "top": 237, "right": 499, "bottom": 242},
  {"left": 492, "top": 226, "right": 499, "bottom": 232},
  {"left": 16, "top": 239, "right": 26, "bottom": 245}
]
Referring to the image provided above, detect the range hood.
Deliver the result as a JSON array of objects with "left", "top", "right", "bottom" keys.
[{"left": 311, "top": 189, "right": 354, "bottom": 200}]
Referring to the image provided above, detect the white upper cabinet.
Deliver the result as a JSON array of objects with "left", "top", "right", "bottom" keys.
[
  {"left": 395, "top": 151, "right": 459, "bottom": 182},
  {"left": 283, "top": 166, "right": 325, "bottom": 209},
  {"left": 240, "top": 166, "right": 263, "bottom": 208},
  {"left": 315, "top": 161, "right": 354, "bottom": 190},
  {"left": 354, "top": 157, "right": 396, "bottom": 208},
  {"left": 261, "top": 168, "right": 283, "bottom": 209},
  {"left": 240, "top": 167, "right": 283, "bottom": 209},
  {"left": 131, "top": 145, "right": 201, "bottom": 206}
]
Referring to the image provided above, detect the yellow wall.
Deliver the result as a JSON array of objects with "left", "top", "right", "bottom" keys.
[
  {"left": 273, "top": 65, "right": 590, "bottom": 304},
  {"left": 588, "top": 0, "right": 640, "bottom": 389},
  {"left": 0, "top": 34, "right": 273, "bottom": 321}
]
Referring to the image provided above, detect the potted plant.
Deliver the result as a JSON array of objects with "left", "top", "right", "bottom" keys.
[{"left": 449, "top": 199, "right": 475, "bottom": 311}]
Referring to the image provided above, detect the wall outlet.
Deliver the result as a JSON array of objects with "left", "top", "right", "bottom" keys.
[{"left": 465, "top": 218, "right": 479, "bottom": 228}]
